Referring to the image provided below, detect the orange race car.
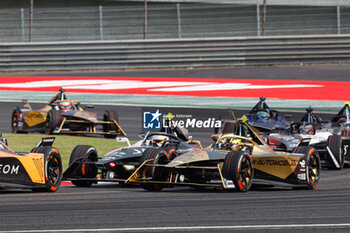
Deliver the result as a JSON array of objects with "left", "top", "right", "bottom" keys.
[{"left": 0, "top": 135, "right": 62, "bottom": 192}]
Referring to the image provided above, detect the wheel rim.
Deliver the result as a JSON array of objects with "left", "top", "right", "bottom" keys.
[
  {"left": 11, "top": 112, "right": 18, "bottom": 132},
  {"left": 47, "top": 154, "right": 61, "bottom": 186},
  {"left": 308, "top": 152, "right": 320, "bottom": 184},
  {"left": 239, "top": 156, "right": 253, "bottom": 189}
]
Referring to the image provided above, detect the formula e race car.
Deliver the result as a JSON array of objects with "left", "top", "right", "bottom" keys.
[
  {"left": 126, "top": 117, "right": 320, "bottom": 192},
  {"left": 0, "top": 135, "right": 62, "bottom": 192},
  {"left": 247, "top": 96, "right": 290, "bottom": 133},
  {"left": 331, "top": 101, "right": 350, "bottom": 127},
  {"left": 63, "top": 122, "right": 202, "bottom": 187},
  {"left": 11, "top": 88, "right": 126, "bottom": 138},
  {"left": 268, "top": 105, "right": 350, "bottom": 169}
]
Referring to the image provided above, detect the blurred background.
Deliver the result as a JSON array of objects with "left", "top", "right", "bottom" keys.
[{"left": 2, "top": 0, "right": 350, "bottom": 42}]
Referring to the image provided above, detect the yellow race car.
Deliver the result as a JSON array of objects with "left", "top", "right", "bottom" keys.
[
  {"left": 126, "top": 117, "right": 320, "bottom": 192},
  {"left": 11, "top": 88, "right": 126, "bottom": 138},
  {"left": 0, "top": 135, "right": 62, "bottom": 192}
]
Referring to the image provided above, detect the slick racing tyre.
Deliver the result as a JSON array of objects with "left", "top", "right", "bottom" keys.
[
  {"left": 45, "top": 110, "right": 61, "bottom": 135},
  {"left": 326, "top": 135, "right": 344, "bottom": 169},
  {"left": 11, "top": 108, "right": 21, "bottom": 133},
  {"left": 103, "top": 110, "right": 120, "bottom": 138},
  {"left": 139, "top": 148, "right": 173, "bottom": 191},
  {"left": 341, "top": 128, "right": 350, "bottom": 137},
  {"left": 222, "top": 151, "right": 253, "bottom": 192},
  {"left": 31, "top": 146, "right": 63, "bottom": 192},
  {"left": 293, "top": 146, "right": 320, "bottom": 189},
  {"left": 139, "top": 147, "right": 175, "bottom": 178},
  {"left": 69, "top": 145, "right": 98, "bottom": 187}
]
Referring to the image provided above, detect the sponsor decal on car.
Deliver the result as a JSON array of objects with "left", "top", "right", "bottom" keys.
[
  {"left": 0, "top": 164, "right": 20, "bottom": 175},
  {"left": 253, "top": 159, "right": 298, "bottom": 166},
  {"left": 344, "top": 144, "right": 349, "bottom": 157},
  {"left": 297, "top": 173, "right": 306, "bottom": 180}
]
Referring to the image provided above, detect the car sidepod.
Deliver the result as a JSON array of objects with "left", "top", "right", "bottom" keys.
[
  {"left": 252, "top": 148, "right": 320, "bottom": 189},
  {"left": 0, "top": 151, "right": 46, "bottom": 189}
]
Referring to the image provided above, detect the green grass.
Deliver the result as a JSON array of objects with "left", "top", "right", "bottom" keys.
[{"left": 3, "top": 133, "right": 133, "bottom": 170}]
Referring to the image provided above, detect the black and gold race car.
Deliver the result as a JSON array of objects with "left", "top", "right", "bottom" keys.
[
  {"left": 11, "top": 88, "right": 126, "bottom": 138},
  {"left": 126, "top": 117, "right": 320, "bottom": 192},
  {"left": 63, "top": 122, "right": 202, "bottom": 187},
  {"left": 0, "top": 135, "right": 62, "bottom": 192}
]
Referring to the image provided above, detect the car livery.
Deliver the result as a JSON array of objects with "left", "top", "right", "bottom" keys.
[
  {"left": 11, "top": 88, "right": 126, "bottom": 138},
  {"left": 269, "top": 105, "right": 350, "bottom": 169},
  {"left": 0, "top": 135, "right": 62, "bottom": 192},
  {"left": 246, "top": 96, "right": 290, "bottom": 133},
  {"left": 126, "top": 118, "right": 320, "bottom": 192},
  {"left": 63, "top": 123, "right": 202, "bottom": 187}
]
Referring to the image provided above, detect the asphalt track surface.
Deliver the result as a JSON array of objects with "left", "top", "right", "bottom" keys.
[{"left": 0, "top": 65, "right": 350, "bottom": 233}]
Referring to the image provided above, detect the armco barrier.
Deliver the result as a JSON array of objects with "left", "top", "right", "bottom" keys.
[{"left": 1, "top": 34, "right": 350, "bottom": 71}]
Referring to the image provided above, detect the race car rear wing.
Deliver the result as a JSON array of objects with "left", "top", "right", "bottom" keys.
[
  {"left": 54, "top": 118, "right": 126, "bottom": 137},
  {"left": 35, "top": 137, "right": 55, "bottom": 148}
]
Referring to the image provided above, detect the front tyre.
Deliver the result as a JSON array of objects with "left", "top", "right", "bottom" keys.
[
  {"left": 139, "top": 148, "right": 167, "bottom": 191},
  {"left": 69, "top": 145, "right": 98, "bottom": 187},
  {"left": 326, "top": 135, "right": 344, "bottom": 169},
  {"left": 45, "top": 110, "right": 61, "bottom": 135},
  {"left": 222, "top": 151, "right": 253, "bottom": 192},
  {"left": 31, "top": 146, "right": 63, "bottom": 192}
]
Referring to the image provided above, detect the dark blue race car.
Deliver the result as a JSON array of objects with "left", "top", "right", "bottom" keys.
[{"left": 247, "top": 96, "right": 291, "bottom": 133}]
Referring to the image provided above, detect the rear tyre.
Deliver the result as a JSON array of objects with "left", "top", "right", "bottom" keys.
[
  {"left": 222, "top": 151, "right": 253, "bottom": 192},
  {"left": 103, "top": 110, "right": 120, "bottom": 138},
  {"left": 305, "top": 147, "right": 321, "bottom": 189},
  {"left": 45, "top": 110, "right": 61, "bottom": 135},
  {"left": 326, "top": 135, "right": 344, "bottom": 169},
  {"left": 292, "top": 146, "right": 320, "bottom": 189},
  {"left": 11, "top": 108, "right": 20, "bottom": 133},
  {"left": 31, "top": 146, "right": 63, "bottom": 192},
  {"left": 69, "top": 145, "right": 98, "bottom": 187}
]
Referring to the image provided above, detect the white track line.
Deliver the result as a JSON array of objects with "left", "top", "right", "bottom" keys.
[{"left": 2, "top": 223, "right": 350, "bottom": 233}]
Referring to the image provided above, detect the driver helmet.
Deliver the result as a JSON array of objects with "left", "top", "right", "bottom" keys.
[
  {"left": 150, "top": 135, "right": 169, "bottom": 147},
  {"left": 231, "top": 138, "right": 242, "bottom": 145},
  {"left": 230, "top": 138, "right": 242, "bottom": 151},
  {"left": 59, "top": 101, "right": 72, "bottom": 111},
  {"left": 338, "top": 117, "right": 347, "bottom": 126},
  {"left": 303, "top": 124, "right": 315, "bottom": 134},
  {"left": 257, "top": 111, "right": 270, "bottom": 122}
]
